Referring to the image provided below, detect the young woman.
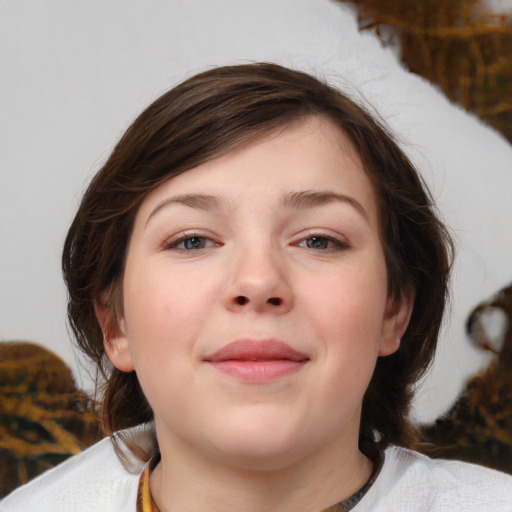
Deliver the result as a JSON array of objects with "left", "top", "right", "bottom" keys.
[{"left": 2, "top": 63, "right": 511, "bottom": 512}]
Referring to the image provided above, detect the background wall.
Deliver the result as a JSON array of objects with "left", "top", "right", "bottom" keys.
[{"left": 1, "top": 0, "right": 511, "bottom": 424}]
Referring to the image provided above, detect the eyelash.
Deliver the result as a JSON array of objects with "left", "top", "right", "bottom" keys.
[
  {"left": 162, "top": 232, "right": 218, "bottom": 251},
  {"left": 162, "top": 232, "right": 349, "bottom": 252},
  {"left": 296, "top": 233, "right": 350, "bottom": 251}
]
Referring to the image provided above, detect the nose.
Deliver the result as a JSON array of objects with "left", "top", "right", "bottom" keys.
[{"left": 221, "top": 243, "right": 294, "bottom": 314}]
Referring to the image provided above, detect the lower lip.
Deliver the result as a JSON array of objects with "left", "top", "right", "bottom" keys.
[{"left": 207, "top": 360, "right": 306, "bottom": 382}]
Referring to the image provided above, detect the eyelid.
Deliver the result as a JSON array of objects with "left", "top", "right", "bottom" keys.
[
  {"left": 293, "top": 231, "right": 350, "bottom": 250},
  {"left": 161, "top": 230, "right": 221, "bottom": 251}
]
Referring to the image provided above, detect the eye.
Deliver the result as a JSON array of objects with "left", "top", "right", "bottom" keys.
[
  {"left": 296, "top": 235, "right": 349, "bottom": 251},
  {"left": 164, "top": 234, "right": 218, "bottom": 251}
]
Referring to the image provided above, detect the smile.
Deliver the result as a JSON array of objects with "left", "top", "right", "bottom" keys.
[{"left": 203, "top": 339, "right": 310, "bottom": 382}]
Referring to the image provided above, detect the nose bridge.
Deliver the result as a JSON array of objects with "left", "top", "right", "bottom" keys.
[{"left": 223, "top": 234, "right": 293, "bottom": 313}]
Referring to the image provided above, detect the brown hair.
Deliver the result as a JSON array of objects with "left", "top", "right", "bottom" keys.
[{"left": 62, "top": 62, "right": 453, "bottom": 458}]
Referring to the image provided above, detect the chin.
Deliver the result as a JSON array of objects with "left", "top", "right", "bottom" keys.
[
  {"left": 215, "top": 442, "right": 306, "bottom": 473},
  {"left": 206, "top": 415, "right": 309, "bottom": 471}
]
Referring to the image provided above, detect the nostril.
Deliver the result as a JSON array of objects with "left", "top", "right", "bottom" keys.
[
  {"left": 236, "top": 296, "right": 249, "bottom": 305},
  {"left": 267, "top": 297, "right": 282, "bottom": 306}
]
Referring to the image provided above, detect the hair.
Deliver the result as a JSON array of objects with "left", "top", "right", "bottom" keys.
[{"left": 62, "top": 62, "right": 453, "bottom": 460}]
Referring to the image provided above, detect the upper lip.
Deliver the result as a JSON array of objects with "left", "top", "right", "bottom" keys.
[{"left": 204, "top": 339, "right": 309, "bottom": 362}]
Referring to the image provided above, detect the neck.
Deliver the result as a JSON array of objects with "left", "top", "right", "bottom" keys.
[{"left": 150, "top": 433, "right": 373, "bottom": 512}]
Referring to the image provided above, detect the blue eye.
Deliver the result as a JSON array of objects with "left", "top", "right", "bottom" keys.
[
  {"left": 297, "top": 235, "right": 348, "bottom": 250},
  {"left": 164, "top": 235, "right": 216, "bottom": 251},
  {"left": 181, "top": 237, "right": 209, "bottom": 250}
]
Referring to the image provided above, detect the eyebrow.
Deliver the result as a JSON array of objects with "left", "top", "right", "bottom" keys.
[
  {"left": 145, "top": 193, "right": 227, "bottom": 227},
  {"left": 145, "top": 189, "right": 369, "bottom": 227},
  {"left": 281, "top": 190, "right": 368, "bottom": 221}
]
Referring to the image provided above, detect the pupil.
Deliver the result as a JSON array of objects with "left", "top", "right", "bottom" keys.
[
  {"left": 308, "top": 237, "right": 327, "bottom": 249},
  {"left": 185, "top": 237, "right": 203, "bottom": 249}
]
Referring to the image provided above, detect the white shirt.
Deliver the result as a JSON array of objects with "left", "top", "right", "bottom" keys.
[{"left": 2, "top": 434, "right": 512, "bottom": 511}]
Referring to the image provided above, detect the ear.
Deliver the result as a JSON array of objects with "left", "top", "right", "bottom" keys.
[
  {"left": 379, "top": 288, "right": 415, "bottom": 357},
  {"left": 94, "top": 302, "right": 135, "bottom": 372}
]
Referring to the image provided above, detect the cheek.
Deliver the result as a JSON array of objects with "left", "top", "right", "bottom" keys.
[
  {"left": 121, "top": 262, "right": 219, "bottom": 369},
  {"left": 305, "top": 263, "right": 388, "bottom": 341},
  {"left": 121, "top": 272, "right": 199, "bottom": 411}
]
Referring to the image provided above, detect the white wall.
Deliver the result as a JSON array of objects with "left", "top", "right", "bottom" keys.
[{"left": 1, "top": 0, "right": 511, "bottom": 423}]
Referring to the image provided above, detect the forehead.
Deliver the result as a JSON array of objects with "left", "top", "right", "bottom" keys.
[{"left": 136, "top": 116, "right": 379, "bottom": 226}]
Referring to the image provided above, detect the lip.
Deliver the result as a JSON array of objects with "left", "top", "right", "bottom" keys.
[{"left": 204, "top": 339, "right": 309, "bottom": 382}]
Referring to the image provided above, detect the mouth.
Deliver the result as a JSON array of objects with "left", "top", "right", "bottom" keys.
[{"left": 203, "top": 339, "right": 309, "bottom": 382}]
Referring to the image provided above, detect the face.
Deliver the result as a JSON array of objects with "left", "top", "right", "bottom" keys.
[{"left": 104, "top": 117, "right": 411, "bottom": 471}]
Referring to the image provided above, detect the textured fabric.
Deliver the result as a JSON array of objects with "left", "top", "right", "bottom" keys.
[
  {"left": 2, "top": 432, "right": 512, "bottom": 511},
  {"left": 0, "top": 435, "right": 141, "bottom": 512},
  {"left": 354, "top": 447, "right": 512, "bottom": 511}
]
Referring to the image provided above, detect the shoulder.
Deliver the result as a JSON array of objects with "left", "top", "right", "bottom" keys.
[
  {"left": 0, "top": 432, "right": 145, "bottom": 512},
  {"left": 357, "top": 446, "right": 512, "bottom": 511}
]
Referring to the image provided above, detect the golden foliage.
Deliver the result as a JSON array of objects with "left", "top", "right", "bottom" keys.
[
  {"left": 0, "top": 342, "right": 103, "bottom": 497},
  {"left": 338, "top": 0, "right": 512, "bottom": 143},
  {"left": 419, "top": 284, "right": 512, "bottom": 473}
]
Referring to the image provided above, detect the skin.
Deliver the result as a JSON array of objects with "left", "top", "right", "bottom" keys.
[{"left": 101, "top": 116, "right": 413, "bottom": 512}]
